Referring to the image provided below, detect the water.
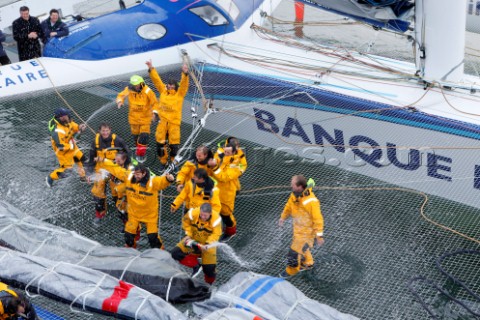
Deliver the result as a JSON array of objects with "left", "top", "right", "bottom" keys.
[
  {"left": 208, "top": 242, "right": 256, "bottom": 269},
  {"left": 84, "top": 101, "right": 116, "bottom": 127}
]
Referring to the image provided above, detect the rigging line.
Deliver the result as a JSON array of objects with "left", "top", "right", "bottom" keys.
[
  {"left": 181, "top": 50, "right": 207, "bottom": 110},
  {"left": 220, "top": 109, "right": 480, "bottom": 150},
  {"left": 209, "top": 43, "right": 411, "bottom": 84},
  {"left": 436, "top": 250, "right": 480, "bottom": 302},
  {"left": 436, "top": 81, "right": 480, "bottom": 117},
  {"left": 164, "top": 108, "right": 215, "bottom": 173},
  {"left": 267, "top": 15, "right": 360, "bottom": 26},
  {"left": 251, "top": 25, "right": 410, "bottom": 76},
  {"left": 336, "top": 71, "right": 480, "bottom": 110},
  {"left": 319, "top": 71, "right": 480, "bottom": 123},
  {"left": 294, "top": 92, "right": 428, "bottom": 126},
  {"left": 322, "top": 73, "right": 431, "bottom": 110},
  {"left": 36, "top": 59, "right": 96, "bottom": 135}
]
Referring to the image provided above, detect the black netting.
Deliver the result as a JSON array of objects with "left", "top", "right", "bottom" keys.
[{"left": 1, "top": 1, "right": 480, "bottom": 319}]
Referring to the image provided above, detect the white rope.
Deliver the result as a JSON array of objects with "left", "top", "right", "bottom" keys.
[
  {"left": 75, "top": 243, "right": 101, "bottom": 265},
  {"left": 214, "top": 291, "right": 280, "bottom": 320},
  {"left": 165, "top": 272, "right": 185, "bottom": 303},
  {"left": 0, "top": 214, "right": 30, "bottom": 235},
  {"left": 164, "top": 107, "right": 215, "bottom": 174},
  {"left": 0, "top": 251, "right": 10, "bottom": 262},
  {"left": 69, "top": 273, "right": 107, "bottom": 316},
  {"left": 28, "top": 238, "right": 48, "bottom": 256},
  {"left": 226, "top": 271, "right": 259, "bottom": 294},
  {"left": 283, "top": 298, "right": 308, "bottom": 320},
  {"left": 134, "top": 292, "right": 153, "bottom": 320},
  {"left": 119, "top": 252, "right": 142, "bottom": 280},
  {"left": 25, "top": 261, "right": 63, "bottom": 298}
]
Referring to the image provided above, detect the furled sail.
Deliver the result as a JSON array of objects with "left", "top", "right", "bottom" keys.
[
  {"left": 193, "top": 272, "right": 359, "bottom": 320},
  {"left": 0, "top": 247, "right": 186, "bottom": 320},
  {"left": 298, "top": 0, "right": 414, "bottom": 32},
  {"left": 0, "top": 201, "right": 210, "bottom": 303}
]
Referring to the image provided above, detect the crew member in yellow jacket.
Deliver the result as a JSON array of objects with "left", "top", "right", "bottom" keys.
[
  {"left": 171, "top": 168, "right": 221, "bottom": 215},
  {"left": 87, "top": 122, "right": 130, "bottom": 225},
  {"left": 0, "top": 282, "right": 38, "bottom": 320},
  {"left": 116, "top": 75, "right": 157, "bottom": 162},
  {"left": 171, "top": 203, "right": 222, "bottom": 284},
  {"left": 46, "top": 108, "right": 86, "bottom": 187},
  {"left": 209, "top": 137, "right": 247, "bottom": 242},
  {"left": 278, "top": 175, "right": 324, "bottom": 278},
  {"left": 97, "top": 158, "right": 174, "bottom": 249},
  {"left": 146, "top": 60, "right": 189, "bottom": 166},
  {"left": 111, "top": 151, "right": 134, "bottom": 223},
  {"left": 175, "top": 145, "right": 214, "bottom": 193}
]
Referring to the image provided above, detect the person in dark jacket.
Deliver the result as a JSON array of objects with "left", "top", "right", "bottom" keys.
[
  {"left": 0, "top": 30, "right": 11, "bottom": 65},
  {"left": 12, "top": 6, "right": 43, "bottom": 61},
  {"left": 41, "top": 9, "right": 69, "bottom": 44}
]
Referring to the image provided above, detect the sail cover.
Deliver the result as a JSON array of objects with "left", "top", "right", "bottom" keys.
[
  {"left": 0, "top": 247, "right": 186, "bottom": 320},
  {"left": 193, "top": 272, "right": 359, "bottom": 320},
  {"left": 299, "top": 0, "right": 413, "bottom": 32},
  {"left": 0, "top": 201, "right": 210, "bottom": 303}
]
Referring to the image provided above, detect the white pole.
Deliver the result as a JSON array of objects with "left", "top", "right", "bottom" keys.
[{"left": 415, "top": 0, "right": 467, "bottom": 83}]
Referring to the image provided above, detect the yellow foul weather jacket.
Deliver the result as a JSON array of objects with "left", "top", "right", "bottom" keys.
[
  {"left": 172, "top": 177, "right": 221, "bottom": 214},
  {"left": 99, "top": 159, "right": 171, "bottom": 221},
  {"left": 281, "top": 187, "right": 324, "bottom": 239},
  {"left": 0, "top": 282, "right": 18, "bottom": 319},
  {"left": 176, "top": 160, "right": 213, "bottom": 187},
  {"left": 49, "top": 118, "right": 82, "bottom": 164},
  {"left": 211, "top": 153, "right": 246, "bottom": 209},
  {"left": 116, "top": 85, "right": 157, "bottom": 125},
  {"left": 183, "top": 207, "right": 222, "bottom": 245},
  {"left": 150, "top": 68, "right": 189, "bottom": 125}
]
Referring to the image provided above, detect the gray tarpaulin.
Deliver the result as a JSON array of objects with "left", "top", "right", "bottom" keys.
[
  {"left": 202, "top": 308, "right": 264, "bottom": 320},
  {"left": 194, "top": 272, "right": 359, "bottom": 320},
  {"left": 0, "top": 200, "right": 210, "bottom": 303},
  {"left": 0, "top": 247, "right": 186, "bottom": 320}
]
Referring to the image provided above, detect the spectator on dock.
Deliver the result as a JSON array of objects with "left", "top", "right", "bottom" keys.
[
  {"left": 0, "top": 30, "right": 11, "bottom": 65},
  {"left": 41, "top": 9, "right": 69, "bottom": 44},
  {"left": 12, "top": 6, "right": 43, "bottom": 61}
]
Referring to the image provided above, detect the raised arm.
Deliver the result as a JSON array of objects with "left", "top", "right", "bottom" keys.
[
  {"left": 147, "top": 60, "right": 167, "bottom": 95},
  {"left": 177, "top": 65, "right": 189, "bottom": 97}
]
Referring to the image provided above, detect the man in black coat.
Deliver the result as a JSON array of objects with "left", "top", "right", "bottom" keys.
[
  {"left": 41, "top": 8, "right": 69, "bottom": 44},
  {"left": 12, "top": 6, "right": 43, "bottom": 61},
  {"left": 0, "top": 30, "right": 11, "bottom": 65}
]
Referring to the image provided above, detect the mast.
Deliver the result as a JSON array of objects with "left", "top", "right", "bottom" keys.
[{"left": 415, "top": 0, "right": 467, "bottom": 83}]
